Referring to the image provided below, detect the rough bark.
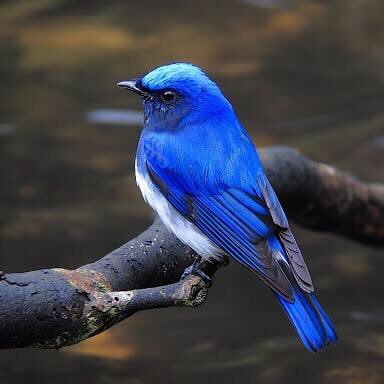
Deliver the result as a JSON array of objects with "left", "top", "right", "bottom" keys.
[{"left": 0, "top": 146, "right": 382, "bottom": 349}]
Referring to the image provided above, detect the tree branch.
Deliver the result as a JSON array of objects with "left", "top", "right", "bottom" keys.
[
  {"left": 0, "top": 146, "right": 382, "bottom": 349},
  {"left": 264, "top": 147, "right": 384, "bottom": 245}
]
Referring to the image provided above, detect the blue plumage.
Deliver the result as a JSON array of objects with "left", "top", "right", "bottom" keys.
[
  {"left": 269, "top": 236, "right": 337, "bottom": 351},
  {"left": 118, "top": 63, "right": 338, "bottom": 351}
]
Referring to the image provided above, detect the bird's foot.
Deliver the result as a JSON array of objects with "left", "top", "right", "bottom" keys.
[{"left": 181, "top": 258, "right": 212, "bottom": 286}]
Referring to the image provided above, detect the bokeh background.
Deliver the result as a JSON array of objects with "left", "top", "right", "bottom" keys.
[{"left": 0, "top": 0, "right": 383, "bottom": 383}]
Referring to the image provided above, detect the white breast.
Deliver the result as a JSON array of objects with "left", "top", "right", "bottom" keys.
[{"left": 135, "top": 160, "right": 223, "bottom": 262}]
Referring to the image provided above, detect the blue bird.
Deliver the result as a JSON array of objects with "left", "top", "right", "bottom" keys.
[{"left": 118, "top": 63, "right": 337, "bottom": 352}]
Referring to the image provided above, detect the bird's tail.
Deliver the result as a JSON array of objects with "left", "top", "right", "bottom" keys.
[
  {"left": 273, "top": 287, "right": 338, "bottom": 352},
  {"left": 269, "top": 237, "right": 338, "bottom": 352}
]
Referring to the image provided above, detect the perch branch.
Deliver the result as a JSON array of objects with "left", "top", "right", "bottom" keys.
[{"left": 0, "top": 146, "right": 382, "bottom": 349}]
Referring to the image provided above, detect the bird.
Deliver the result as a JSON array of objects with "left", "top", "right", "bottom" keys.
[{"left": 117, "top": 63, "right": 338, "bottom": 352}]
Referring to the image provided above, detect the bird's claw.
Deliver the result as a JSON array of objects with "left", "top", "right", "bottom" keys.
[{"left": 181, "top": 263, "right": 212, "bottom": 286}]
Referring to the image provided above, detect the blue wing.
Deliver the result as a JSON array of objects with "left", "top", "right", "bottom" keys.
[
  {"left": 257, "top": 172, "right": 313, "bottom": 292},
  {"left": 145, "top": 158, "right": 313, "bottom": 300}
]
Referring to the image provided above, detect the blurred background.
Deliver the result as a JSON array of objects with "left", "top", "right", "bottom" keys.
[{"left": 0, "top": 0, "right": 383, "bottom": 383}]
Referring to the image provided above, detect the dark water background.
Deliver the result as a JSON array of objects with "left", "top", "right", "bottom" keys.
[{"left": 0, "top": 1, "right": 383, "bottom": 383}]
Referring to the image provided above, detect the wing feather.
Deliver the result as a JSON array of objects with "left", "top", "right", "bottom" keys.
[
  {"left": 257, "top": 174, "right": 313, "bottom": 292},
  {"left": 147, "top": 161, "right": 294, "bottom": 299}
]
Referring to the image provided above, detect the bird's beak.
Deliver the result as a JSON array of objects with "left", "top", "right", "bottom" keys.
[{"left": 117, "top": 79, "right": 148, "bottom": 97}]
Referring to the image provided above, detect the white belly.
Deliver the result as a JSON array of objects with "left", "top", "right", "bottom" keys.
[{"left": 135, "top": 161, "right": 223, "bottom": 262}]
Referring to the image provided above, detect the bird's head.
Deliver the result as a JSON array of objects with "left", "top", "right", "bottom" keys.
[{"left": 118, "top": 63, "right": 233, "bottom": 131}]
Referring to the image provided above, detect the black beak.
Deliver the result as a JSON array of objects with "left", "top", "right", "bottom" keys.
[{"left": 117, "top": 79, "right": 148, "bottom": 97}]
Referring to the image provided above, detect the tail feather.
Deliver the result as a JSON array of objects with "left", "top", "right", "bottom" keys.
[
  {"left": 309, "top": 294, "right": 338, "bottom": 344},
  {"left": 274, "top": 288, "right": 337, "bottom": 351},
  {"left": 268, "top": 235, "right": 338, "bottom": 351}
]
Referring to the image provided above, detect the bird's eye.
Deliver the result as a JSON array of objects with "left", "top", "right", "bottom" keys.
[{"left": 160, "top": 90, "right": 176, "bottom": 102}]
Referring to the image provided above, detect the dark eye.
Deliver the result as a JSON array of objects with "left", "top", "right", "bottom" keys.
[{"left": 161, "top": 90, "right": 176, "bottom": 102}]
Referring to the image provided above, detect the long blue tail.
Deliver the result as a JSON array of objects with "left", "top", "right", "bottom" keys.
[
  {"left": 274, "top": 287, "right": 338, "bottom": 352},
  {"left": 269, "top": 237, "right": 338, "bottom": 351}
]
